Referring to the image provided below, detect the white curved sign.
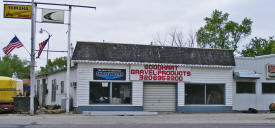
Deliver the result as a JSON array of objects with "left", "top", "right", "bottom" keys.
[{"left": 42, "top": 9, "right": 64, "bottom": 24}]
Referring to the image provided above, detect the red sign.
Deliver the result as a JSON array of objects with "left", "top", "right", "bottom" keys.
[
  {"left": 268, "top": 65, "right": 275, "bottom": 73},
  {"left": 130, "top": 64, "right": 191, "bottom": 82}
]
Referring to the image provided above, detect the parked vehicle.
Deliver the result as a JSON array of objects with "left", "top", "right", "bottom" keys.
[{"left": 0, "top": 76, "right": 17, "bottom": 112}]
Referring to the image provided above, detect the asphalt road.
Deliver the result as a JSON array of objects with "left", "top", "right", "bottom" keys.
[
  {"left": 0, "top": 123, "right": 275, "bottom": 128},
  {"left": 0, "top": 113, "right": 275, "bottom": 128}
]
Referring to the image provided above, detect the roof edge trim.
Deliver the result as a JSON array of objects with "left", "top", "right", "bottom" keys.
[{"left": 72, "top": 60, "right": 234, "bottom": 68}]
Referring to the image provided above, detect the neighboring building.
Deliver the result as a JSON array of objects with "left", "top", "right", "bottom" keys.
[
  {"left": 234, "top": 55, "right": 275, "bottom": 111},
  {"left": 36, "top": 68, "right": 77, "bottom": 108},
  {"left": 71, "top": 42, "right": 235, "bottom": 113}
]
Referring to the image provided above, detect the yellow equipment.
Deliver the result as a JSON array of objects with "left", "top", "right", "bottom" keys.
[{"left": 0, "top": 76, "right": 16, "bottom": 102}]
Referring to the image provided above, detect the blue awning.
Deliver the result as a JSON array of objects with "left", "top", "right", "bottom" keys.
[{"left": 234, "top": 71, "right": 261, "bottom": 79}]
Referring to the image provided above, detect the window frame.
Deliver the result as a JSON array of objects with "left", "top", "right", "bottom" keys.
[
  {"left": 89, "top": 81, "right": 132, "bottom": 105},
  {"left": 185, "top": 83, "right": 225, "bottom": 105}
]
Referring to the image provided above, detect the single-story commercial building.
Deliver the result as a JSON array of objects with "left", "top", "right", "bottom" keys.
[
  {"left": 70, "top": 42, "right": 235, "bottom": 113},
  {"left": 36, "top": 42, "right": 275, "bottom": 113}
]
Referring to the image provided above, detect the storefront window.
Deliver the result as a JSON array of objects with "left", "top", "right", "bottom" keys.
[
  {"left": 206, "top": 84, "right": 225, "bottom": 104},
  {"left": 262, "top": 83, "right": 275, "bottom": 93},
  {"left": 112, "top": 83, "right": 132, "bottom": 104},
  {"left": 90, "top": 82, "right": 132, "bottom": 104},
  {"left": 185, "top": 83, "right": 225, "bottom": 105},
  {"left": 90, "top": 82, "right": 110, "bottom": 104},
  {"left": 236, "top": 82, "right": 255, "bottom": 93},
  {"left": 185, "top": 84, "right": 205, "bottom": 104}
]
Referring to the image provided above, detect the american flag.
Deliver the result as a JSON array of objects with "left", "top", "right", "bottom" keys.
[
  {"left": 36, "top": 36, "right": 50, "bottom": 58},
  {"left": 2, "top": 36, "right": 24, "bottom": 55}
]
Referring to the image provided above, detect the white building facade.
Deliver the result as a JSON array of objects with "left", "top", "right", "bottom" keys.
[
  {"left": 36, "top": 42, "right": 275, "bottom": 113},
  {"left": 71, "top": 42, "right": 235, "bottom": 113},
  {"left": 234, "top": 55, "right": 275, "bottom": 111},
  {"left": 36, "top": 68, "right": 78, "bottom": 108},
  {"left": 73, "top": 62, "right": 234, "bottom": 113}
]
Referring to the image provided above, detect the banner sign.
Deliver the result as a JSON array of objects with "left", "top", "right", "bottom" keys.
[
  {"left": 130, "top": 64, "right": 191, "bottom": 82},
  {"left": 267, "top": 64, "right": 275, "bottom": 79},
  {"left": 42, "top": 9, "right": 64, "bottom": 24},
  {"left": 4, "top": 4, "right": 32, "bottom": 19},
  {"left": 93, "top": 68, "right": 126, "bottom": 80}
]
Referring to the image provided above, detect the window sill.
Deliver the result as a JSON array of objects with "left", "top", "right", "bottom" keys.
[
  {"left": 87, "top": 104, "right": 133, "bottom": 106},
  {"left": 235, "top": 93, "right": 256, "bottom": 94},
  {"left": 184, "top": 104, "right": 226, "bottom": 106}
]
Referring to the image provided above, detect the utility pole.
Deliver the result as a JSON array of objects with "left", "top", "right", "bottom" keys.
[
  {"left": 30, "top": 0, "right": 36, "bottom": 115},
  {"left": 66, "top": 5, "right": 72, "bottom": 113}
]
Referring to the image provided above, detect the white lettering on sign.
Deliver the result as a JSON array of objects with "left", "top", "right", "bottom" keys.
[{"left": 130, "top": 64, "right": 191, "bottom": 82}]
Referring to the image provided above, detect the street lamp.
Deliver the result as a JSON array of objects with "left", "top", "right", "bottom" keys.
[{"left": 39, "top": 28, "right": 51, "bottom": 62}]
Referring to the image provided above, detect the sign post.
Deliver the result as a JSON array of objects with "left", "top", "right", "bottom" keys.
[{"left": 3, "top": 0, "right": 96, "bottom": 114}]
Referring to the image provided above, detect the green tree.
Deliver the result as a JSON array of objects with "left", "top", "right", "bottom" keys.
[
  {"left": 241, "top": 37, "right": 275, "bottom": 57},
  {"left": 0, "top": 55, "right": 30, "bottom": 78},
  {"left": 38, "top": 57, "right": 67, "bottom": 75},
  {"left": 196, "top": 9, "right": 252, "bottom": 52}
]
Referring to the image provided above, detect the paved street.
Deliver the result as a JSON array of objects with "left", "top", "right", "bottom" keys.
[
  {"left": 0, "top": 113, "right": 274, "bottom": 128},
  {"left": 0, "top": 123, "right": 275, "bottom": 128}
]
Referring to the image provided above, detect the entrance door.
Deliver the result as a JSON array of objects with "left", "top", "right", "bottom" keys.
[{"left": 144, "top": 83, "right": 176, "bottom": 112}]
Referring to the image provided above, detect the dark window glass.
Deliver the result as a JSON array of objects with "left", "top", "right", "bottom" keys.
[
  {"left": 61, "top": 81, "right": 64, "bottom": 94},
  {"left": 51, "top": 79, "right": 56, "bottom": 102},
  {"left": 112, "top": 83, "right": 132, "bottom": 104},
  {"left": 236, "top": 82, "right": 255, "bottom": 93},
  {"left": 89, "top": 82, "right": 132, "bottom": 104},
  {"left": 90, "top": 82, "right": 110, "bottom": 104},
  {"left": 185, "top": 84, "right": 205, "bottom": 104},
  {"left": 206, "top": 84, "right": 225, "bottom": 104},
  {"left": 37, "top": 80, "right": 40, "bottom": 97},
  {"left": 262, "top": 83, "right": 275, "bottom": 93}
]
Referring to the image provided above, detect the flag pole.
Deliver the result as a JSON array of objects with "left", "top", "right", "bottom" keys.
[
  {"left": 13, "top": 34, "right": 31, "bottom": 56},
  {"left": 22, "top": 45, "right": 31, "bottom": 56}
]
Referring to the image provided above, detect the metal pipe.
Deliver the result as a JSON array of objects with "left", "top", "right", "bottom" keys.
[
  {"left": 3, "top": 1, "right": 96, "bottom": 9},
  {"left": 47, "top": 37, "right": 50, "bottom": 62},
  {"left": 34, "top": 50, "right": 68, "bottom": 52}
]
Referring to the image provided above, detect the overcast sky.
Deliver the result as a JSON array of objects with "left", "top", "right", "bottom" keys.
[{"left": 0, "top": 0, "right": 275, "bottom": 69}]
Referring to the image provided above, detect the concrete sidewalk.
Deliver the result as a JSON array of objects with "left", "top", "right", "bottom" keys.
[
  {"left": 82, "top": 111, "right": 158, "bottom": 116},
  {"left": 0, "top": 113, "right": 275, "bottom": 125}
]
